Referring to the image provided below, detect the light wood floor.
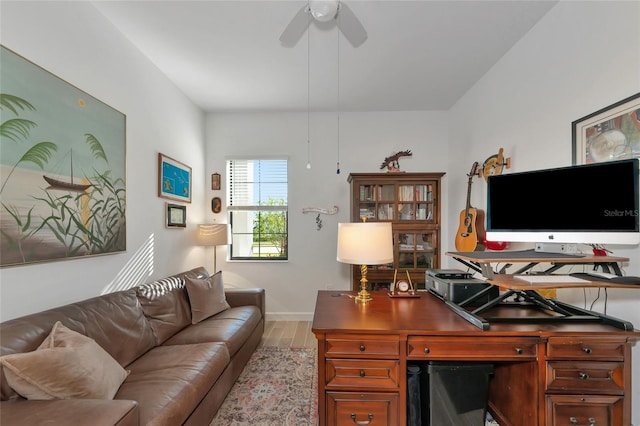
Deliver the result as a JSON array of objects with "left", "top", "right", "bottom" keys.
[{"left": 260, "top": 321, "right": 317, "bottom": 349}]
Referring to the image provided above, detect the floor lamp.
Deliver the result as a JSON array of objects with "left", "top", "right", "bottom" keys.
[
  {"left": 197, "top": 224, "right": 229, "bottom": 273},
  {"left": 337, "top": 222, "right": 393, "bottom": 303}
]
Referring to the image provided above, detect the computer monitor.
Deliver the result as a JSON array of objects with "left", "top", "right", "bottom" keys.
[{"left": 486, "top": 159, "right": 639, "bottom": 246}]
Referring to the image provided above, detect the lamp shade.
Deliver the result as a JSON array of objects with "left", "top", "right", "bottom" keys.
[
  {"left": 197, "top": 224, "right": 229, "bottom": 246},
  {"left": 336, "top": 222, "right": 393, "bottom": 265}
]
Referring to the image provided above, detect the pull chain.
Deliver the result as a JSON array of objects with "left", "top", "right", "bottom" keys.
[
  {"left": 336, "top": 18, "right": 341, "bottom": 175},
  {"left": 306, "top": 22, "right": 311, "bottom": 170}
]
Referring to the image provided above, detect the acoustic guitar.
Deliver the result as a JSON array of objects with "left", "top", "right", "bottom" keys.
[{"left": 455, "top": 162, "right": 486, "bottom": 252}]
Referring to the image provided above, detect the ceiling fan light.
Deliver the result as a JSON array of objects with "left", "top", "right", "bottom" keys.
[{"left": 309, "top": 0, "right": 339, "bottom": 22}]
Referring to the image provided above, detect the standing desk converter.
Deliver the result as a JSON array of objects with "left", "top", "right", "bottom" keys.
[
  {"left": 446, "top": 250, "right": 629, "bottom": 278},
  {"left": 312, "top": 290, "right": 640, "bottom": 426},
  {"left": 444, "top": 251, "right": 639, "bottom": 331}
]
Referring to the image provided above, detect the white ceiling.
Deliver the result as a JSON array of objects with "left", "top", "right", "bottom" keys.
[{"left": 93, "top": 0, "right": 557, "bottom": 113}]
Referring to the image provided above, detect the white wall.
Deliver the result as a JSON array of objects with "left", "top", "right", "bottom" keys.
[
  {"left": 205, "top": 110, "right": 449, "bottom": 318},
  {"left": 447, "top": 1, "right": 640, "bottom": 422},
  {"left": 0, "top": 2, "right": 207, "bottom": 321}
]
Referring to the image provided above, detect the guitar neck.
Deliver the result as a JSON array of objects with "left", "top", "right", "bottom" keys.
[{"left": 464, "top": 177, "right": 473, "bottom": 213}]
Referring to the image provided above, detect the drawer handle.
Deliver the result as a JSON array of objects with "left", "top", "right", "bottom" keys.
[
  {"left": 359, "top": 370, "right": 366, "bottom": 377},
  {"left": 515, "top": 347, "right": 523, "bottom": 354},
  {"left": 359, "top": 345, "right": 366, "bottom": 352},
  {"left": 423, "top": 347, "right": 430, "bottom": 354},
  {"left": 582, "top": 347, "right": 592, "bottom": 354},
  {"left": 569, "top": 417, "right": 596, "bottom": 425},
  {"left": 579, "top": 372, "right": 590, "bottom": 380},
  {"left": 350, "top": 413, "right": 374, "bottom": 425}
]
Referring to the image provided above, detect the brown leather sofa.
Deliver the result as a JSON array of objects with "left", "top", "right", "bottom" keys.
[{"left": 0, "top": 267, "right": 265, "bottom": 425}]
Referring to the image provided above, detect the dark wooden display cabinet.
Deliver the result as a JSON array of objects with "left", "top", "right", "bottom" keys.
[{"left": 348, "top": 172, "right": 444, "bottom": 291}]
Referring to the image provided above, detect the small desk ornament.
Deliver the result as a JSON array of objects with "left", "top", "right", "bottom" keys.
[{"left": 388, "top": 270, "right": 420, "bottom": 298}]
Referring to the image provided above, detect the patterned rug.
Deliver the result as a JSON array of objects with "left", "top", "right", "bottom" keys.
[{"left": 211, "top": 346, "right": 318, "bottom": 426}]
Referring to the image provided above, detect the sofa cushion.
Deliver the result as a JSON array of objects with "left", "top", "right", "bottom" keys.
[
  {"left": 136, "top": 276, "right": 192, "bottom": 344},
  {"left": 0, "top": 290, "right": 155, "bottom": 401},
  {"left": 163, "top": 306, "right": 261, "bottom": 357},
  {"left": 115, "top": 342, "right": 230, "bottom": 426},
  {"left": 0, "top": 399, "right": 139, "bottom": 426},
  {"left": 0, "top": 322, "right": 128, "bottom": 400},
  {"left": 185, "top": 272, "right": 230, "bottom": 324}
]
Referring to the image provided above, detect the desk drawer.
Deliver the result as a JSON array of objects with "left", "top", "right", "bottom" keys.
[
  {"left": 407, "top": 337, "right": 538, "bottom": 360},
  {"left": 326, "top": 359, "right": 400, "bottom": 389},
  {"left": 547, "top": 338, "right": 625, "bottom": 361},
  {"left": 546, "top": 361, "right": 624, "bottom": 394},
  {"left": 326, "top": 335, "right": 400, "bottom": 357},
  {"left": 327, "top": 392, "right": 399, "bottom": 426},
  {"left": 546, "top": 394, "right": 623, "bottom": 426}
]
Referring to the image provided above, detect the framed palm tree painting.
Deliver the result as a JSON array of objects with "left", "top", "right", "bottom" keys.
[{"left": 0, "top": 45, "right": 126, "bottom": 267}]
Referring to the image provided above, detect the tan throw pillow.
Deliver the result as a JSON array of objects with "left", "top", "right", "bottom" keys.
[
  {"left": 185, "top": 271, "right": 230, "bottom": 324},
  {"left": 0, "top": 321, "right": 128, "bottom": 400}
]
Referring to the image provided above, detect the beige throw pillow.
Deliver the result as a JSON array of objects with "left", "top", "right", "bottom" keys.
[
  {"left": 185, "top": 271, "right": 230, "bottom": 324},
  {"left": 0, "top": 321, "right": 128, "bottom": 400}
]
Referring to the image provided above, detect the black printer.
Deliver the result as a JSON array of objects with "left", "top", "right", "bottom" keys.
[{"left": 425, "top": 269, "right": 498, "bottom": 306}]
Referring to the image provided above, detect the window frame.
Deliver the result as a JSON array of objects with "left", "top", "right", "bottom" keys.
[{"left": 226, "top": 158, "right": 288, "bottom": 261}]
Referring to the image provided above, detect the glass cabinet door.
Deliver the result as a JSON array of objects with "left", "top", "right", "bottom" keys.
[
  {"left": 358, "top": 184, "right": 395, "bottom": 220},
  {"left": 397, "top": 184, "right": 434, "bottom": 221},
  {"left": 397, "top": 231, "right": 436, "bottom": 269}
]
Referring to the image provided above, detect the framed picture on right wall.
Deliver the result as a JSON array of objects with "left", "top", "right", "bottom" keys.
[{"left": 572, "top": 92, "right": 640, "bottom": 165}]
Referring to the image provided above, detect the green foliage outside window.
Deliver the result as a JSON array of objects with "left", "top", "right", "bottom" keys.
[{"left": 253, "top": 198, "right": 287, "bottom": 257}]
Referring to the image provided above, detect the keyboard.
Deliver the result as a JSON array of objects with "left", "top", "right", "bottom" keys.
[{"left": 514, "top": 275, "right": 590, "bottom": 284}]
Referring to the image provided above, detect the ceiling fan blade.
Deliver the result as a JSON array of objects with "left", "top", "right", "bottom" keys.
[
  {"left": 280, "top": 4, "right": 312, "bottom": 47},
  {"left": 336, "top": 2, "right": 367, "bottom": 47}
]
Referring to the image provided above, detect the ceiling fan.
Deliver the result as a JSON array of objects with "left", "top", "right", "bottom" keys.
[{"left": 279, "top": 0, "right": 368, "bottom": 48}]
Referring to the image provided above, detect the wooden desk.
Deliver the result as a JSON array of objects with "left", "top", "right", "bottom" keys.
[{"left": 312, "top": 290, "right": 640, "bottom": 426}]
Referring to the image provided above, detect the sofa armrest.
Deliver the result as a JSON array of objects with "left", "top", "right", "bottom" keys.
[
  {"left": 0, "top": 399, "right": 139, "bottom": 426},
  {"left": 225, "top": 288, "right": 265, "bottom": 317}
]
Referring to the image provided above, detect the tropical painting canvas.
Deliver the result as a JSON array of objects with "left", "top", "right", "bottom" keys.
[{"left": 0, "top": 45, "right": 126, "bottom": 267}]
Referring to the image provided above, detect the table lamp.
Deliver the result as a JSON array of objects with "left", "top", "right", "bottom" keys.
[
  {"left": 197, "top": 223, "right": 229, "bottom": 273},
  {"left": 337, "top": 222, "right": 393, "bottom": 303}
]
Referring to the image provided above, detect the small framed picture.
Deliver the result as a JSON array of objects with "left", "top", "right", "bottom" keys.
[
  {"left": 166, "top": 203, "right": 186, "bottom": 228},
  {"left": 211, "top": 197, "right": 222, "bottom": 214},
  {"left": 211, "top": 173, "right": 221, "bottom": 190},
  {"left": 572, "top": 92, "right": 640, "bottom": 164}
]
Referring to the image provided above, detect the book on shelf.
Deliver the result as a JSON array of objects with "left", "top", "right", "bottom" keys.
[
  {"left": 398, "top": 185, "right": 414, "bottom": 202},
  {"left": 360, "top": 208, "right": 375, "bottom": 219},
  {"left": 399, "top": 244, "right": 425, "bottom": 251}
]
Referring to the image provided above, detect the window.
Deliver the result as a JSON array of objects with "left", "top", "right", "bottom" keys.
[{"left": 227, "top": 159, "right": 288, "bottom": 260}]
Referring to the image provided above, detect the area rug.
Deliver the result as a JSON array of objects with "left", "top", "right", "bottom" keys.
[{"left": 211, "top": 346, "right": 318, "bottom": 426}]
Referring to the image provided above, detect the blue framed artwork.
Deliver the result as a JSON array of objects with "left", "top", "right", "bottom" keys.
[
  {"left": 158, "top": 153, "right": 191, "bottom": 203},
  {"left": 0, "top": 45, "right": 126, "bottom": 267}
]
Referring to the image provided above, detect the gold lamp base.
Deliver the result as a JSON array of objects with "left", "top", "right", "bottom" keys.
[{"left": 355, "top": 264, "right": 372, "bottom": 303}]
